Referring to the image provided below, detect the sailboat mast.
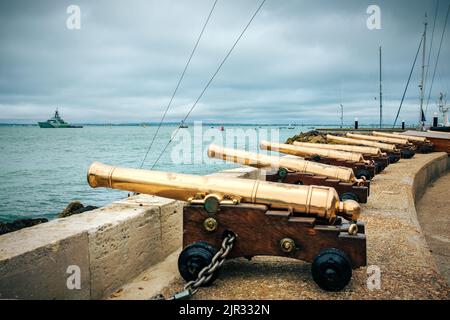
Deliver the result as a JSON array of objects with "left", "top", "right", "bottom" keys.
[
  {"left": 419, "top": 18, "right": 427, "bottom": 129},
  {"left": 379, "top": 46, "right": 382, "bottom": 129},
  {"left": 340, "top": 81, "right": 343, "bottom": 129}
]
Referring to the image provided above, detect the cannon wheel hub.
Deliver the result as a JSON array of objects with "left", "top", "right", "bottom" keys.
[{"left": 311, "top": 248, "right": 352, "bottom": 291}]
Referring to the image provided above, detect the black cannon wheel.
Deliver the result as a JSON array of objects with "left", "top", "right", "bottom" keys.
[
  {"left": 178, "top": 241, "right": 219, "bottom": 285},
  {"left": 418, "top": 145, "right": 433, "bottom": 153},
  {"left": 400, "top": 149, "right": 415, "bottom": 159},
  {"left": 374, "top": 162, "right": 383, "bottom": 173},
  {"left": 388, "top": 154, "right": 399, "bottom": 163},
  {"left": 311, "top": 248, "right": 352, "bottom": 291},
  {"left": 355, "top": 169, "right": 370, "bottom": 180},
  {"left": 339, "top": 192, "right": 359, "bottom": 202},
  {"left": 277, "top": 167, "right": 288, "bottom": 179}
]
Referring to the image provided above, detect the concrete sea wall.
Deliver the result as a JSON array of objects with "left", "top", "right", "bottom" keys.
[{"left": 0, "top": 167, "right": 262, "bottom": 299}]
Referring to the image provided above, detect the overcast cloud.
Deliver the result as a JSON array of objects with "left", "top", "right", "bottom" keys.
[{"left": 0, "top": 0, "right": 449, "bottom": 124}]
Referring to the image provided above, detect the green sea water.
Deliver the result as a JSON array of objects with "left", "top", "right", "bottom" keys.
[{"left": 0, "top": 125, "right": 305, "bottom": 221}]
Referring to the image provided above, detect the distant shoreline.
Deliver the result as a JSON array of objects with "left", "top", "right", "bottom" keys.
[{"left": 0, "top": 123, "right": 405, "bottom": 127}]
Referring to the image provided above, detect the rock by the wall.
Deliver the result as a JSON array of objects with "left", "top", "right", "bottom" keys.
[
  {"left": 59, "top": 201, "right": 98, "bottom": 218},
  {"left": 285, "top": 130, "right": 328, "bottom": 144},
  {"left": 0, "top": 218, "right": 48, "bottom": 235}
]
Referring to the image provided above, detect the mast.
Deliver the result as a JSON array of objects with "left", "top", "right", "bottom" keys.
[
  {"left": 438, "top": 92, "right": 449, "bottom": 126},
  {"left": 379, "top": 46, "right": 382, "bottom": 129},
  {"left": 419, "top": 17, "right": 428, "bottom": 130},
  {"left": 340, "top": 81, "right": 343, "bottom": 129}
]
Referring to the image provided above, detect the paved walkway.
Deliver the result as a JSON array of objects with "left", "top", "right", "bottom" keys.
[
  {"left": 416, "top": 171, "right": 450, "bottom": 285},
  {"left": 112, "top": 153, "right": 450, "bottom": 300}
]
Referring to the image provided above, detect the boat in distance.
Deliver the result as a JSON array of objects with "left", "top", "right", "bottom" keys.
[{"left": 38, "top": 109, "right": 82, "bottom": 128}]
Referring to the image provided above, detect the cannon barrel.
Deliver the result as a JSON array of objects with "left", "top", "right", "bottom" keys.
[
  {"left": 371, "top": 131, "right": 414, "bottom": 141},
  {"left": 293, "top": 141, "right": 383, "bottom": 156},
  {"left": 347, "top": 133, "right": 410, "bottom": 145},
  {"left": 207, "top": 144, "right": 361, "bottom": 184},
  {"left": 87, "top": 162, "right": 360, "bottom": 222},
  {"left": 327, "top": 134, "right": 398, "bottom": 151},
  {"left": 392, "top": 132, "right": 428, "bottom": 142},
  {"left": 260, "top": 140, "right": 366, "bottom": 163}
]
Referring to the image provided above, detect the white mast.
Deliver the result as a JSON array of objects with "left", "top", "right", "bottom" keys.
[
  {"left": 339, "top": 81, "right": 343, "bottom": 128},
  {"left": 438, "top": 93, "right": 449, "bottom": 126},
  {"left": 419, "top": 17, "right": 428, "bottom": 130},
  {"left": 379, "top": 46, "right": 383, "bottom": 129}
]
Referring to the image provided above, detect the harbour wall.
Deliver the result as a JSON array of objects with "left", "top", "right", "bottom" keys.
[{"left": 0, "top": 167, "right": 263, "bottom": 299}]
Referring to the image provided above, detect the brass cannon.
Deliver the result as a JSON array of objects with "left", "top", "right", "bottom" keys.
[
  {"left": 347, "top": 132, "right": 410, "bottom": 145},
  {"left": 293, "top": 141, "right": 383, "bottom": 155},
  {"left": 260, "top": 140, "right": 377, "bottom": 180},
  {"left": 346, "top": 133, "right": 415, "bottom": 159},
  {"left": 208, "top": 144, "right": 369, "bottom": 203},
  {"left": 293, "top": 141, "right": 389, "bottom": 173},
  {"left": 88, "top": 162, "right": 366, "bottom": 291},
  {"left": 392, "top": 132, "right": 428, "bottom": 141},
  {"left": 372, "top": 131, "right": 434, "bottom": 153},
  {"left": 327, "top": 134, "right": 402, "bottom": 164}
]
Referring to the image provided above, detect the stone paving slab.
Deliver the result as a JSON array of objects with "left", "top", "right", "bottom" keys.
[{"left": 416, "top": 172, "right": 450, "bottom": 285}]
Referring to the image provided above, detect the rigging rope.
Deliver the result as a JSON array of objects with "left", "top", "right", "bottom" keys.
[
  {"left": 150, "top": 0, "right": 267, "bottom": 169},
  {"left": 425, "top": 3, "right": 450, "bottom": 116},
  {"left": 393, "top": 35, "right": 423, "bottom": 128},
  {"left": 139, "top": 0, "right": 219, "bottom": 168}
]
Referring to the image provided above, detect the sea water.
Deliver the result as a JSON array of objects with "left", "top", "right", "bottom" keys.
[{"left": 0, "top": 125, "right": 306, "bottom": 221}]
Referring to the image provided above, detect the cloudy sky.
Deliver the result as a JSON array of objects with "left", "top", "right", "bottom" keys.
[{"left": 0, "top": 0, "right": 449, "bottom": 124}]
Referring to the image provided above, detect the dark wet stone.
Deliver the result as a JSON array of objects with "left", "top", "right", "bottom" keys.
[
  {"left": 74, "top": 205, "right": 98, "bottom": 214},
  {"left": 58, "top": 201, "right": 98, "bottom": 218},
  {"left": 0, "top": 218, "right": 48, "bottom": 235}
]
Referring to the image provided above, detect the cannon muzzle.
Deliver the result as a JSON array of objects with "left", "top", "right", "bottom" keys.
[
  {"left": 207, "top": 144, "right": 362, "bottom": 184},
  {"left": 87, "top": 162, "right": 360, "bottom": 222}
]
